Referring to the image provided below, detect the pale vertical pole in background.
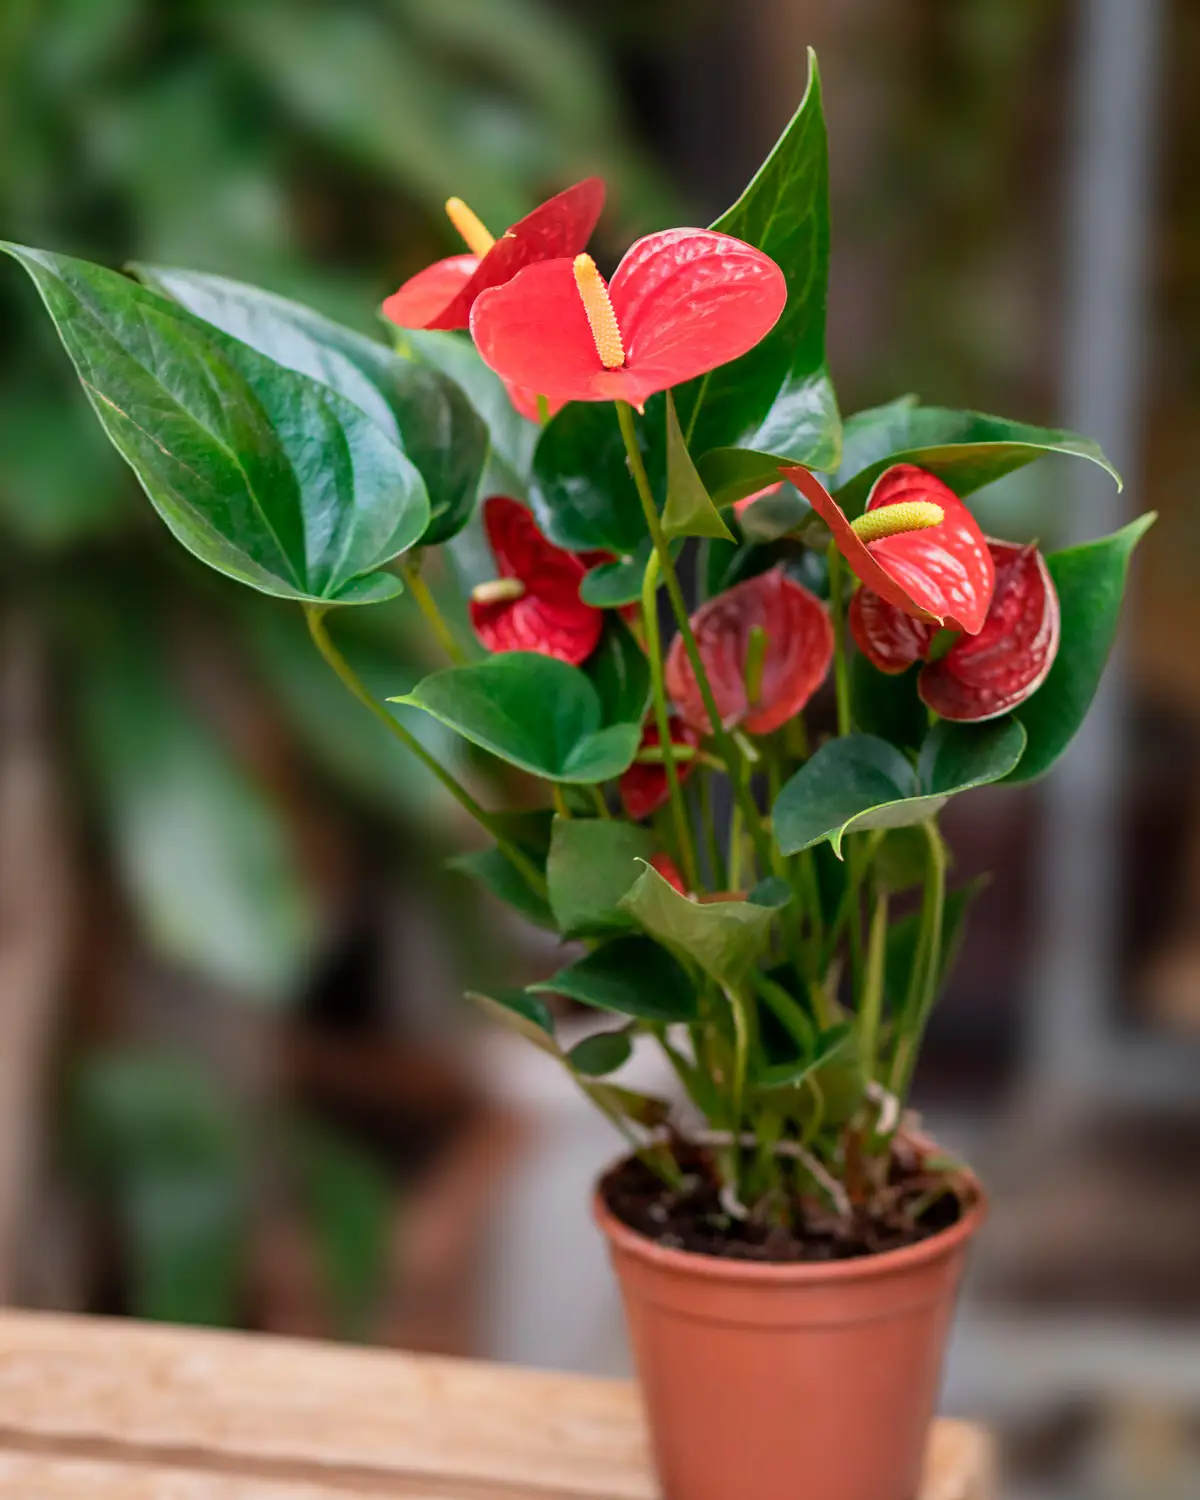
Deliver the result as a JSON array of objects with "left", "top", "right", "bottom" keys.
[{"left": 1030, "top": 0, "right": 1164, "bottom": 1096}]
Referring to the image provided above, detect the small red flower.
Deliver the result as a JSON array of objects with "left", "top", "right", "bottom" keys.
[
  {"left": 784, "top": 463, "right": 995, "bottom": 633},
  {"left": 649, "top": 852, "right": 688, "bottom": 895},
  {"left": 469, "top": 498, "right": 603, "bottom": 666},
  {"left": 382, "top": 179, "right": 605, "bottom": 333},
  {"left": 619, "top": 716, "right": 701, "bottom": 821},
  {"left": 469, "top": 229, "right": 787, "bottom": 410},
  {"left": 665, "top": 567, "right": 833, "bottom": 736},
  {"left": 850, "top": 540, "right": 1060, "bottom": 721}
]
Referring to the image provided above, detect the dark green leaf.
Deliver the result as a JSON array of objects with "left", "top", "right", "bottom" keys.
[
  {"left": 662, "top": 392, "right": 733, "bottom": 541},
  {"left": 851, "top": 656, "right": 927, "bottom": 754},
  {"left": 3, "top": 244, "right": 428, "bottom": 602},
  {"left": 620, "top": 860, "right": 778, "bottom": 987},
  {"left": 585, "top": 621, "right": 650, "bottom": 725},
  {"left": 773, "top": 720, "right": 1026, "bottom": 857},
  {"left": 546, "top": 817, "right": 655, "bottom": 937},
  {"left": 679, "top": 51, "right": 841, "bottom": 492},
  {"left": 467, "top": 988, "right": 558, "bottom": 1054},
  {"left": 393, "top": 653, "right": 641, "bottom": 783},
  {"left": 568, "top": 1030, "right": 634, "bottom": 1077},
  {"left": 529, "top": 398, "right": 665, "bottom": 552},
  {"left": 530, "top": 935, "right": 698, "bottom": 1022},
  {"left": 748, "top": 876, "right": 793, "bottom": 908},
  {"left": 449, "top": 846, "right": 555, "bottom": 929},
  {"left": 736, "top": 481, "right": 811, "bottom": 544},
  {"left": 755, "top": 1021, "right": 852, "bottom": 1092},
  {"left": 137, "top": 266, "right": 487, "bottom": 545},
  {"left": 1009, "top": 514, "right": 1155, "bottom": 783},
  {"left": 579, "top": 537, "right": 680, "bottom": 607},
  {"left": 831, "top": 402, "right": 1120, "bottom": 519}
]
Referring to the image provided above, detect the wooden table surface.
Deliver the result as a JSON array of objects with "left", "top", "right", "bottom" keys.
[{"left": 0, "top": 1310, "right": 993, "bottom": 1498}]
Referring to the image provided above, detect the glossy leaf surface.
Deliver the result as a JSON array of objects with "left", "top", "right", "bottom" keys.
[
  {"left": 1007, "top": 514, "right": 1155, "bottom": 783},
  {"left": 662, "top": 392, "right": 733, "bottom": 541},
  {"left": 830, "top": 402, "right": 1121, "bottom": 518},
  {"left": 586, "top": 622, "right": 651, "bottom": 725},
  {"left": 773, "top": 718, "right": 1027, "bottom": 856},
  {"left": 137, "top": 265, "right": 487, "bottom": 545},
  {"left": 393, "top": 652, "right": 641, "bottom": 783},
  {"left": 4, "top": 244, "right": 428, "bottom": 603},
  {"left": 679, "top": 51, "right": 842, "bottom": 489},
  {"left": 530, "top": 936, "right": 699, "bottom": 1022}
]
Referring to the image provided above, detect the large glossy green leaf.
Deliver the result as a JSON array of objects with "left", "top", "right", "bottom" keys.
[
  {"left": 77, "top": 623, "right": 316, "bottom": 1000},
  {"left": 680, "top": 51, "right": 841, "bottom": 496},
  {"left": 529, "top": 398, "right": 665, "bottom": 552},
  {"left": 1008, "top": 514, "right": 1155, "bottom": 783},
  {"left": 773, "top": 719, "right": 1027, "bottom": 857},
  {"left": 662, "top": 392, "right": 733, "bottom": 541},
  {"left": 579, "top": 538, "right": 680, "bottom": 608},
  {"left": 830, "top": 401, "right": 1121, "bottom": 518},
  {"left": 392, "top": 652, "right": 642, "bottom": 783},
  {"left": 529, "top": 935, "right": 698, "bottom": 1022},
  {"left": 400, "top": 328, "right": 537, "bottom": 491},
  {"left": 135, "top": 266, "right": 486, "bottom": 545},
  {"left": 3, "top": 244, "right": 429, "bottom": 602},
  {"left": 619, "top": 860, "right": 781, "bottom": 987},
  {"left": 851, "top": 656, "right": 927, "bottom": 755},
  {"left": 546, "top": 816, "right": 655, "bottom": 937}
]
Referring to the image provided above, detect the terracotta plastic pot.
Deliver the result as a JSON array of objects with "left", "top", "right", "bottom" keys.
[{"left": 595, "top": 1173, "right": 985, "bottom": 1500}]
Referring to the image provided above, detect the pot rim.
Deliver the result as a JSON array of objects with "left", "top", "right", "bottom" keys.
[{"left": 593, "top": 1155, "right": 988, "bottom": 1286}]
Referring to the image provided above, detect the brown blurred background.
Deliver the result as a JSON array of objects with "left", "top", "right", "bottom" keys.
[{"left": 0, "top": 2, "right": 1197, "bottom": 1496}]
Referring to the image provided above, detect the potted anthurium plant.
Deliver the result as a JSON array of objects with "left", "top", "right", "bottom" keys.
[{"left": 4, "top": 54, "right": 1150, "bottom": 1500}]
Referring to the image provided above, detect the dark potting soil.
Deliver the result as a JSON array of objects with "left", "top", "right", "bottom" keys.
[{"left": 601, "top": 1148, "right": 967, "bottom": 1264}]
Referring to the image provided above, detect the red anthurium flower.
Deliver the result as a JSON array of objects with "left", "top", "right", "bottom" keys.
[
  {"left": 665, "top": 567, "right": 833, "bottom": 736},
  {"left": 649, "top": 852, "right": 688, "bottom": 895},
  {"left": 469, "top": 497, "right": 603, "bottom": 666},
  {"left": 382, "top": 179, "right": 605, "bottom": 332},
  {"left": 619, "top": 715, "right": 701, "bottom": 821},
  {"left": 784, "top": 463, "right": 995, "bottom": 633},
  {"left": 469, "top": 228, "right": 787, "bottom": 410},
  {"left": 850, "top": 539, "right": 1060, "bottom": 721}
]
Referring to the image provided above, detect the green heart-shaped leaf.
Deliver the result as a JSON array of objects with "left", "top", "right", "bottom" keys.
[
  {"left": 830, "top": 400, "right": 1120, "bottom": 518},
  {"left": 392, "top": 652, "right": 641, "bottom": 783},
  {"left": 4, "top": 244, "right": 429, "bottom": 603},
  {"left": 679, "top": 51, "right": 842, "bottom": 492},
  {"left": 662, "top": 392, "right": 733, "bottom": 541},
  {"left": 138, "top": 266, "right": 487, "bottom": 545},
  {"left": 530, "top": 936, "right": 698, "bottom": 1022},
  {"left": 580, "top": 538, "right": 681, "bottom": 608},
  {"left": 585, "top": 621, "right": 651, "bottom": 726},
  {"left": 530, "top": 399, "right": 665, "bottom": 552},
  {"left": 567, "top": 1030, "right": 634, "bottom": 1078},
  {"left": 1008, "top": 513, "right": 1155, "bottom": 783},
  {"left": 467, "top": 989, "right": 559, "bottom": 1054},
  {"left": 546, "top": 816, "right": 655, "bottom": 937},
  {"left": 773, "top": 718, "right": 1027, "bottom": 857},
  {"left": 619, "top": 860, "right": 779, "bottom": 987},
  {"left": 851, "top": 655, "right": 927, "bottom": 754}
]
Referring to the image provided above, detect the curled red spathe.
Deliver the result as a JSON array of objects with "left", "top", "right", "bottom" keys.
[
  {"left": 784, "top": 463, "right": 995, "bottom": 634},
  {"left": 665, "top": 567, "right": 833, "bottom": 736}
]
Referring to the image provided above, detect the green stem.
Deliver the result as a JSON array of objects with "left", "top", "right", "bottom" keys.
[
  {"left": 552, "top": 784, "right": 571, "bottom": 819},
  {"left": 640, "top": 548, "right": 699, "bottom": 890},
  {"left": 888, "top": 821, "right": 947, "bottom": 1099},
  {"left": 589, "top": 785, "right": 612, "bottom": 819},
  {"left": 398, "top": 554, "right": 467, "bottom": 665},
  {"left": 615, "top": 399, "right": 773, "bottom": 876},
  {"left": 827, "top": 541, "right": 853, "bottom": 737},
  {"left": 304, "top": 606, "right": 546, "bottom": 897},
  {"left": 858, "top": 885, "right": 889, "bottom": 1075},
  {"left": 698, "top": 768, "right": 724, "bottom": 888}
]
